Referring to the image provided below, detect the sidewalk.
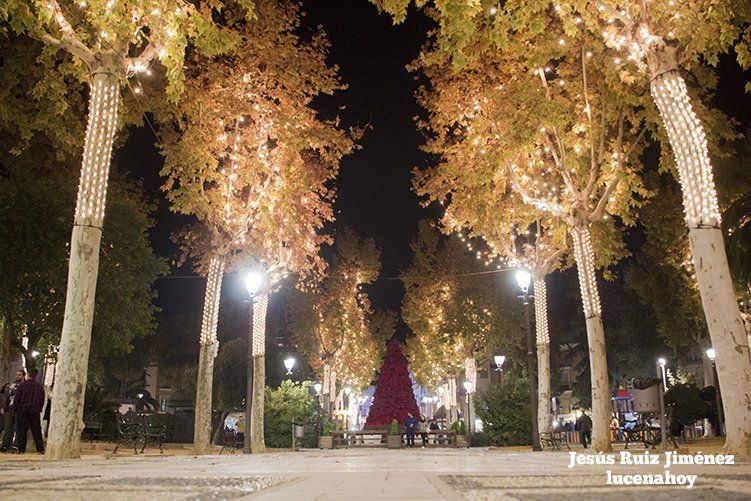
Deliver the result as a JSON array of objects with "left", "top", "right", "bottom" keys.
[{"left": 0, "top": 439, "right": 747, "bottom": 499}]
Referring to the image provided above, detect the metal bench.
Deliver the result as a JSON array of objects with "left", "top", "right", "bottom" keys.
[
  {"left": 220, "top": 429, "right": 243, "bottom": 454},
  {"left": 539, "top": 431, "right": 571, "bottom": 450},
  {"left": 82, "top": 421, "right": 105, "bottom": 442},
  {"left": 114, "top": 412, "right": 142, "bottom": 453}
]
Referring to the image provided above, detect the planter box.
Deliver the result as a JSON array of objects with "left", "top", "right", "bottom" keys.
[
  {"left": 386, "top": 435, "right": 402, "bottom": 449},
  {"left": 318, "top": 436, "right": 333, "bottom": 449},
  {"left": 455, "top": 435, "right": 469, "bottom": 448}
]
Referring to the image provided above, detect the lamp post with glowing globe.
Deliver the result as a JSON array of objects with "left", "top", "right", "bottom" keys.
[
  {"left": 243, "top": 270, "right": 263, "bottom": 454},
  {"left": 706, "top": 348, "right": 725, "bottom": 436},
  {"left": 516, "top": 268, "right": 542, "bottom": 451}
]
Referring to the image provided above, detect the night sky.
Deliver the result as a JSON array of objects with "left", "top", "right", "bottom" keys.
[{"left": 118, "top": 1, "right": 750, "bottom": 350}]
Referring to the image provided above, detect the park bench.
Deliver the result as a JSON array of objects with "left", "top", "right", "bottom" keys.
[
  {"left": 140, "top": 414, "right": 167, "bottom": 453},
  {"left": 82, "top": 421, "right": 105, "bottom": 442},
  {"left": 113, "top": 412, "right": 168, "bottom": 454},
  {"left": 220, "top": 429, "right": 243, "bottom": 454},
  {"left": 331, "top": 429, "right": 457, "bottom": 448},
  {"left": 538, "top": 431, "right": 571, "bottom": 450},
  {"left": 114, "top": 412, "right": 142, "bottom": 453}
]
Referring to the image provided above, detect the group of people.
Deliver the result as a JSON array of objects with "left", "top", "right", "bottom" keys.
[
  {"left": 552, "top": 411, "right": 594, "bottom": 448},
  {"left": 404, "top": 413, "right": 444, "bottom": 448},
  {"left": 0, "top": 368, "right": 47, "bottom": 454}
]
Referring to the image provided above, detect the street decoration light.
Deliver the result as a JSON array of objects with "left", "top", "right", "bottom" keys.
[
  {"left": 706, "top": 348, "right": 725, "bottom": 436},
  {"left": 284, "top": 357, "right": 296, "bottom": 376}
]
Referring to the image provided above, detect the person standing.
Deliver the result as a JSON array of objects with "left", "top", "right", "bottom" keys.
[
  {"left": 0, "top": 370, "right": 25, "bottom": 452},
  {"left": 404, "top": 413, "right": 417, "bottom": 448},
  {"left": 418, "top": 415, "right": 428, "bottom": 448},
  {"left": 576, "top": 410, "right": 593, "bottom": 449},
  {"left": 13, "top": 368, "right": 45, "bottom": 454}
]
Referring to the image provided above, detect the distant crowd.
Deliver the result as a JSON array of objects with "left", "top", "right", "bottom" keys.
[{"left": 0, "top": 368, "right": 49, "bottom": 454}]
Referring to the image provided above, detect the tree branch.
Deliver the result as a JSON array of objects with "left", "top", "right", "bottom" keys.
[
  {"left": 38, "top": 0, "right": 95, "bottom": 65},
  {"left": 592, "top": 1, "right": 633, "bottom": 26},
  {"left": 589, "top": 175, "right": 620, "bottom": 222},
  {"left": 507, "top": 164, "right": 562, "bottom": 216},
  {"left": 126, "top": 39, "right": 162, "bottom": 73}
]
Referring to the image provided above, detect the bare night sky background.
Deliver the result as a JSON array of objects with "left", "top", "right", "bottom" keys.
[{"left": 117, "top": 1, "right": 751, "bottom": 358}]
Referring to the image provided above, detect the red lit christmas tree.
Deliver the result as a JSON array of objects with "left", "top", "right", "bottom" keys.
[{"left": 365, "top": 339, "right": 420, "bottom": 427}]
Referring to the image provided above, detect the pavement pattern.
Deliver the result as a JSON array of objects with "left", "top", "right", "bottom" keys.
[{"left": 0, "top": 448, "right": 749, "bottom": 500}]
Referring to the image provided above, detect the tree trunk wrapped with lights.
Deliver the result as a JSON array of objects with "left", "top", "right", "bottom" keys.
[
  {"left": 464, "top": 357, "right": 477, "bottom": 391},
  {"left": 192, "top": 255, "right": 225, "bottom": 454},
  {"left": 533, "top": 276, "right": 552, "bottom": 434},
  {"left": 646, "top": 44, "right": 751, "bottom": 455},
  {"left": 46, "top": 68, "right": 120, "bottom": 460},
  {"left": 571, "top": 226, "right": 610, "bottom": 451},
  {"left": 447, "top": 375, "right": 458, "bottom": 423},
  {"left": 250, "top": 293, "right": 268, "bottom": 453}
]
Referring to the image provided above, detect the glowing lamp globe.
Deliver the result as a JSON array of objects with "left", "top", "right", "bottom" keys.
[
  {"left": 706, "top": 348, "right": 716, "bottom": 362},
  {"left": 244, "top": 271, "right": 264, "bottom": 297},
  {"left": 515, "top": 269, "right": 532, "bottom": 292},
  {"left": 284, "top": 357, "right": 295, "bottom": 374}
]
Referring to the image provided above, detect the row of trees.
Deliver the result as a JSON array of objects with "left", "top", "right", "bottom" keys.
[
  {"left": 288, "top": 228, "right": 394, "bottom": 417},
  {"left": 372, "top": 0, "right": 751, "bottom": 454},
  {"left": 0, "top": 0, "right": 372, "bottom": 458}
]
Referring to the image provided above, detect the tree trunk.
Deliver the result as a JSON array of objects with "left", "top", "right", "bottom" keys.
[
  {"left": 46, "top": 70, "right": 120, "bottom": 460},
  {"left": 536, "top": 343, "right": 551, "bottom": 433},
  {"left": 250, "top": 294, "right": 268, "bottom": 453},
  {"left": 250, "top": 354, "right": 266, "bottom": 453},
  {"left": 689, "top": 227, "right": 751, "bottom": 453},
  {"left": 533, "top": 277, "right": 552, "bottom": 433},
  {"left": 192, "top": 256, "right": 225, "bottom": 454},
  {"left": 648, "top": 49, "right": 751, "bottom": 455},
  {"left": 571, "top": 226, "right": 611, "bottom": 452},
  {"left": 0, "top": 317, "right": 10, "bottom": 383},
  {"left": 448, "top": 376, "right": 458, "bottom": 423}
]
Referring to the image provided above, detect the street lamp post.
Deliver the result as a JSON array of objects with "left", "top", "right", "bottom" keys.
[
  {"left": 243, "top": 271, "right": 263, "bottom": 454},
  {"left": 656, "top": 359, "right": 668, "bottom": 453},
  {"left": 314, "top": 382, "right": 322, "bottom": 445},
  {"left": 706, "top": 348, "right": 725, "bottom": 436},
  {"left": 516, "top": 269, "right": 542, "bottom": 452},
  {"left": 463, "top": 380, "right": 474, "bottom": 436}
]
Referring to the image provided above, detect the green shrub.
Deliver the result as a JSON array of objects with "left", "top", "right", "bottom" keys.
[
  {"left": 389, "top": 419, "right": 399, "bottom": 435},
  {"left": 473, "top": 377, "right": 532, "bottom": 446},
  {"left": 470, "top": 432, "right": 490, "bottom": 447},
  {"left": 665, "top": 383, "right": 710, "bottom": 424},
  {"left": 146, "top": 413, "right": 176, "bottom": 442},
  {"left": 264, "top": 380, "right": 318, "bottom": 448},
  {"left": 321, "top": 416, "right": 337, "bottom": 436}
]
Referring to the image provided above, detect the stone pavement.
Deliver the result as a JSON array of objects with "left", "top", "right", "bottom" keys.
[{"left": 0, "top": 448, "right": 749, "bottom": 500}]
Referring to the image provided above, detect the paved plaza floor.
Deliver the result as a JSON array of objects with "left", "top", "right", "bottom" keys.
[{"left": 0, "top": 447, "right": 749, "bottom": 500}]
